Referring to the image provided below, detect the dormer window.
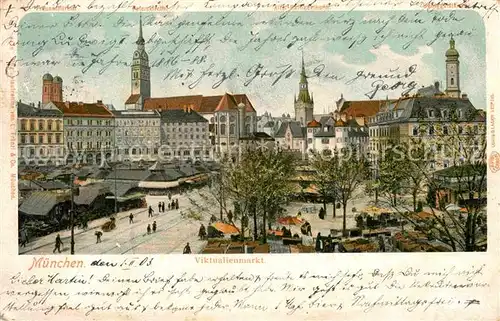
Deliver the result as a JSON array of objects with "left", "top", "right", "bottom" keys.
[{"left": 428, "top": 110, "right": 435, "bottom": 118}]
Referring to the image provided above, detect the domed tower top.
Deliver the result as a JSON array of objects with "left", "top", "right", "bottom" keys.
[
  {"left": 43, "top": 73, "right": 53, "bottom": 81},
  {"left": 445, "top": 36, "right": 459, "bottom": 60},
  {"left": 53, "top": 76, "right": 63, "bottom": 83}
]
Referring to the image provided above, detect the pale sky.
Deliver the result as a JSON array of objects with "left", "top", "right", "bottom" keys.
[{"left": 17, "top": 10, "right": 486, "bottom": 116}]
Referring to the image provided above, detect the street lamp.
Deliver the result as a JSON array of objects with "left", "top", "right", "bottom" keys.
[{"left": 69, "top": 170, "right": 78, "bottom": 255}]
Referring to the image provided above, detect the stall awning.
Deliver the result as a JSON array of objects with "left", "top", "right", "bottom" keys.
[
  {"left": 138, "top": 180, "right": 179, "bottom": 189},
  {"left": 106, "top": 192, "right": 145, "bottom": 202}
]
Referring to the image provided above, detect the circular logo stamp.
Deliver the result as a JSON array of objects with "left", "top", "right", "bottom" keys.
[{"left": 489, "top": 151, "right": 500, "bottom": 173}]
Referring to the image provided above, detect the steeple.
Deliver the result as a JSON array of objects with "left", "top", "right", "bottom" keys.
[
  {"left": 298, "top": 51, "right": 311, "bottom": 103},
  {"left": 136, "top": 13, "right": 145, "bottom": 47},
  {"left": 445, "top": 36, "right": 460, "bottom": 98},
  {"left": 128, "top": 12, "right": 151, "bottom": 109}
]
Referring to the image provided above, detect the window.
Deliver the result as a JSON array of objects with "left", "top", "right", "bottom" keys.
[
  {"left": 474, "top": 125, "right": 479, "bottom": 134},
  {"left": 308, "top": 138, "right": 312, "bottom": 144},
  {"left": 321, "top": 138, "right": 329, "bottom": 144},
  {"left": 56, "top": 134, "right": 61, "bottom": 143},
  {"left": 220, "top": 116, "right": 226, "bottom": 123},
  {"left": 412, "top": 126, "right": 418, "bottom": 136},
  {"left": 443, "top": 126, "right": 448, "bottom": 135},
  {"left": 38, "top": 120, "right": 44, "bottom": 130},
  {"left": 428, "top": 125, "right": 434, "bottom": 135},
  {"left": 451, "top": 78, "right": 454, "bottom": 85},
  {"left": 229, "top": 124, "right": 235, "bottom": 135},
  {"left": 220, "top": 124, "right": 226, "bottom": 135},
  {"left": 48, "top": 135, "right": 52, "bottom": 144},
  {"left": 458, "top": 126, "right": 463, "bottom": 134}
]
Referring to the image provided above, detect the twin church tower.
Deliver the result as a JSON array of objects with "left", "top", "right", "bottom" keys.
[{"left": 124, "top": 15, "right": 461, "bottom": 115}]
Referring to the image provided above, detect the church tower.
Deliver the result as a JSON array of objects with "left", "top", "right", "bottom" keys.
[
  {"left": 127, "top": 14, "right": 151, "bottom": 110},
  {"left": 294, "top": 52, "right": 314, "bottom": 126},
  {"left": 445, "top": 36, "right": 460, "bottom": 98}
]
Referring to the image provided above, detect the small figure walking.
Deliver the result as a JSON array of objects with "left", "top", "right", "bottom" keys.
[
  {"left": 168, "top": 203, "right": 171, "bottom": 211},
  {"left": 198, "top": 224, "right": 206, "bottom": 240},
  {"left": 20, "top": 229, "right": 28, "bottom": 247},
  {"left": 95, "top": 231, "right": 102, "bottom": 244},
  {"left": 147, "top": 224, "right": 151, "bottom": 235},
  {"left": 183, "top": 242, "right": 191, "bottom": 254},
  {"left": 152, "top": 221, "right": 157, "bottom": 233},
  {"left": 171, "top": 200, "right": 175, "bottom": 210},
  {"left": 148, "top": 206, "right": 153, "bottom": 218},
  {"left": 161, "top": 202, "right": 165, "bottom": 212},
  {"left": 53, "top": 234, "right": 63, "bottom": 253},
  {"left": 129, "top": 213, "right": 134, "bottom": 224},
  {"left": 168, "top": 192, "right": 172, "bottom": 200},
  {"left": 175, "top": 199, "right": 179, "bottom": 210},
  {"left": 158, "top": 202, "right": 161, "bottom": 213}
]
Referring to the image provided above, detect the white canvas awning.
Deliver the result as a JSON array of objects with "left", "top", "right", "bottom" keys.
[{"left": 138, "top": 181, "right": 179, "bottom": 189}]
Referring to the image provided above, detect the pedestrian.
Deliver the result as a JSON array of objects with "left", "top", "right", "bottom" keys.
[
  {"left": 198, "top": 224, "right": 206, "bottom": 240},
  {"left": 152, "top": 221, "right": 157, "bottom": 233},
  {"left": 158, "top": 202, "right": 161, "bottom": 213},
  {"left": 20, "top": 229, "right": 28, "bottom": 247},
  {"left": 315, "top": 232, "right": 322, "bottom": 252},
  {"left": 162, "top": 202, "right": 165, "bottom": 212},
  {"left": 171, "top": 200, "right": 175, "bottom": 210},
  {"left": 95, "top": 231, "right": 102, "bottom": 243},
  {"left": 53, "top": 234, "right": 63, "bottom": 253},
  {"left": 183, "top": 242, "right": 191, "bottom": 254},
  {"left": 129, "top": 213, "right": 134, "bottom": 224},
  {"left": 168, "top": 203, "right": 171, "bottom": 211},
  {"left": 148, "top": 206, "right": 153, "bottom": 218},
  {"left": 175, "top": 199, "right": 179, "bottom": 210},
  {"left": 147, "top": 224, "right": 151, "bottom": 235},
  {"left": 168, "top": 192, "right": 172, "bottom": 200}
]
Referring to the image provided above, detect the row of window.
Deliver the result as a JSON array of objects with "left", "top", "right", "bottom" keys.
[
  {"left": 117, "top": 120, "right": 159, "bottom": 126},
  {"left": 65, "top": 119, "right": 113, "bottom": 126},
  {"left": 19, "top": 134, "right": 62, "bottom": 144},
  {"left": 67, "top": 130, "right": 112, "bottom": 137},
  {"left": 166, "top": 134, "right": 207, "bottom": 140},
  {"left": 67, "top": 141, "right": 112, "bottom": 149},
  {"left": 166, "top": 127, "right": 206, "bottom": 132},
  {"left": 19, "top": 119, "right": 63, "bottom": 131},
  {"left": 210, "top": 115, "right": 253, "bottom": 123}
]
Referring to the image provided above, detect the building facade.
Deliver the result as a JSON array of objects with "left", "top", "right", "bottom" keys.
[
  {"left": 159, "top": 107, "right": 210, "bottom": 160},
  {"left": 368, "top": 38, "right": 485, "bottom": 172},
  {"left": 49, "top": 101, "right": 115, "bottom": 165},
  {"left": 113, "top": 110, "right": 161, "bottom": 161},
  {"left": 17, "top": 101, "right": 65, "bottom": 166}
]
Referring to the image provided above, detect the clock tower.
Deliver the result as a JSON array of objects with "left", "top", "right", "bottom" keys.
[
  {"left": 294, "top": 52, "right": 314, "bottom": 126},
  {"left": 128, "top": 14, "right": 151, "bottom": 110},
  {"left": 445, "top": 36, "right": 460, "bottom": 98}
]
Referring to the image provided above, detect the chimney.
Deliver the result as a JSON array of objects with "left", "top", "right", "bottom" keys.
[{"left": 461, "top": 93, "right": 468, "bottom": 99}]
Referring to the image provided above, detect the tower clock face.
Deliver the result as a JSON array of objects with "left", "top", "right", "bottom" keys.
[{"left": 300, "top": 84, "right": 306, "bottom": 89}]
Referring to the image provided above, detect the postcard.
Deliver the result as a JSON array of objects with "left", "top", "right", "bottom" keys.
[{"left": 0, "top": 0, "right": 498, "bottom": 320}]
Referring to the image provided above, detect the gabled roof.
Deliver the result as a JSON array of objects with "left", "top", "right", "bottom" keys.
[
  {"left": 52, "top": 101, "right": 114, "bottom": 118},
  {"left": 19, "top": 191, "right": 70, "bottom": 216},
  {"left": 33, "top": 180, "right": 69, "bottom": 190},
  {"left": 143, "top": 93, "right": 256, "bottom": 114},
  {"left": 105, "top": 169, "right": 151, "bottom": 181},
  {"left": 275, "top": 121, "right": 305, "bottom": 138},
  {"left": 125, "top": 94, "right": 141, "bottom": 104},
  {"left": 160, "top": 109, "right": 208, "bottom": 123},
  {"left": 18, "top": 102, "right": 62, "bottom": 118},
  {"left": 74, "top": 183, "right": 110, "bottom": 205},
  {"left": 339, "top": 100, "right": 387, "bottom": 118},
  {"left": 214, "top": 93, "right": 239, "bottom": 112},
  {"left": 307, "top": 119, "right": 321, "bottom": 128},
  {"left": 104, "top": 181, "right": 138, "bottom": 197}
]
